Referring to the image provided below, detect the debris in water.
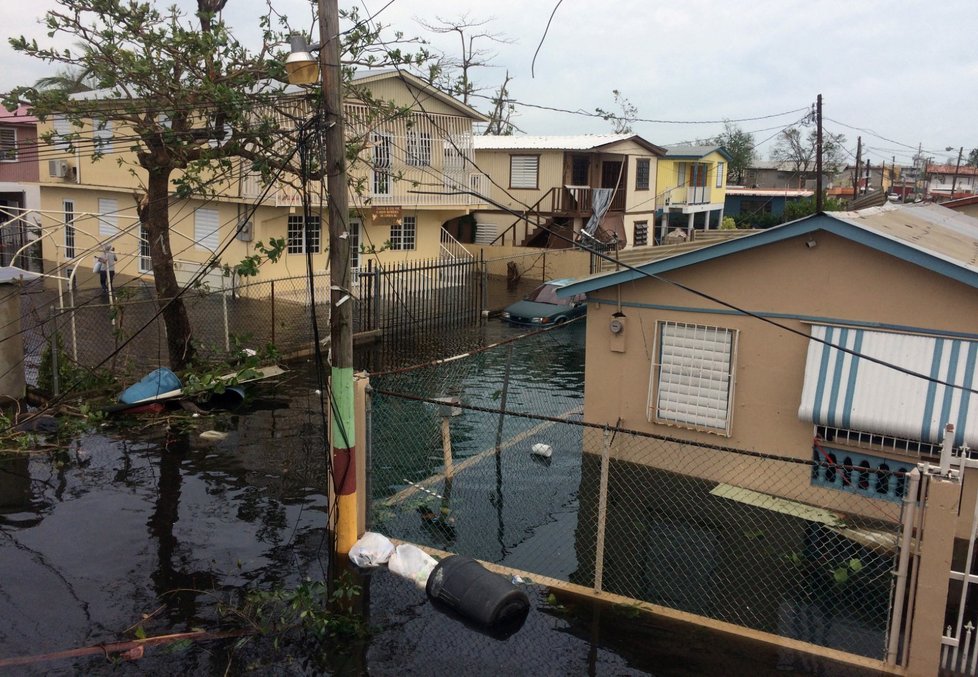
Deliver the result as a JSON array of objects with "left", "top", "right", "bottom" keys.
[
  {"left": 199, "top": 430, "right": 228, "bottom": 441},
  {"left": 531, "top": 443, "right": 553, "bottom": 458}
]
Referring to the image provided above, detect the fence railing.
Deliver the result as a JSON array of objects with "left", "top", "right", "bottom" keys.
[{"left": 366, "top": 327, "right": 902, "bottom": 662}]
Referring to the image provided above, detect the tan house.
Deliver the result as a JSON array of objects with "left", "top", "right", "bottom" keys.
[
  {"left": 30, "top": 69, "right": 488, "bottom": 289},
  {"left": 471, "top": 134, "right": 665, "bottom": 251},
  {"left": 558, "top": 202, "right": 978, "bottom": 524}
]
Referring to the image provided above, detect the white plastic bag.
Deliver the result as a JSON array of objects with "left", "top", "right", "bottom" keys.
[
  {"left": 93, "top": 257, "right": 103, "bottom": 273},
  {"left": 387, "top": 543, "right": 437, "bottom": 588},
  {"left": 348, "top": 531, "right": 395, "bottom": 568}
]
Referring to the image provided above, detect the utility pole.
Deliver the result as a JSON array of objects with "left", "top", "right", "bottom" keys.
[
  {"left": 815, "top": 94, "right": 823, "bottom": 212},
  {"left": 318, "top": 0, "right": 358, "bottom": 557},
  {"left": 852, "top": 136, "right": 862, "bottom": 199},
  {"left": 951, "top": 146, "right": 964, "bottom": 198}
]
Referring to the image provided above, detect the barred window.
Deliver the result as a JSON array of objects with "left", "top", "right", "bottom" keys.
[
  {"left": 635, "top": 158, "right": 650, "bottom": 191},
  {"left": 406, "top": 131, "right": 431, "bottom": 166},
  {"left": 287, "top": 215, "right": 321, "bottom": 254},
  {"left": 372, "top": 132, "right": 392, "bottom": 195},
  {"left": 92, "top": 117, "right": 113, "bottom": 152},
  {"left": 651, "top": 322, "right": 737, "bottom": 434},
  {"left": 63, "top": 200, "right": 76, "bottom": 259},
  {"left": 390, "top": 216, "right": 416, "bottom": 250},
  {"left": 633, "top": 220, "right": 648, "bottom": 247}
]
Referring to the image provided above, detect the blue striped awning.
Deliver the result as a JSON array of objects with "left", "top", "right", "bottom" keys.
[{"left": 798, "top": 325, "right": 978, "bottom": 447}]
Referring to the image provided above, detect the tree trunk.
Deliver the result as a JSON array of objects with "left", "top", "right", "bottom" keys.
[{"left": 143, "top": 167, "right": 195, "bottom": 370}]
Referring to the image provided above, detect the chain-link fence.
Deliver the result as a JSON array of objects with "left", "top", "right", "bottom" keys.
[{"left": 367, "top": 324, "right": 902, "bottom": 661}]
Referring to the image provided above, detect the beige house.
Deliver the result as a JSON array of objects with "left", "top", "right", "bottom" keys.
[
  {"left": 558, "top": 202, "right": 978, "bottom": 524},
  {"left": 471, "top": 134, "right": 665, "bottom": 251},
  {"left": 31, "top": 70, "right": 488, "bottom": 290}
]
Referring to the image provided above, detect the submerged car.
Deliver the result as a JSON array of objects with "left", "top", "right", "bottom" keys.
[{"left": 500, "top": 278, "right": 586, "bottom": 327}]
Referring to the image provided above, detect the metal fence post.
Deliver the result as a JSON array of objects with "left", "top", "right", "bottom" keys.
[
  {"left": 270, "top": 279, "right": 276, "bottom": 346},
  {"left": 594, "top": 426, "right": 611, "bottom": 593},
  {"left": 48, "top": 307, "right": 60, "bottom": 397},
  {"left": 372, "top": 259, "right": 381, "bottom": 332},
  {"left": 222, "top": 273, "right": 230, "bottom": 353}
]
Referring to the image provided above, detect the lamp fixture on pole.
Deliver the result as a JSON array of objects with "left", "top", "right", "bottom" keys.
[{"left": 285, "top": 4, "right": 360, "bottom": 560}]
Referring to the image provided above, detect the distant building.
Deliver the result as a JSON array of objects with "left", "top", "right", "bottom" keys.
[
  {"left": 724, "top": 187, "right": 813, "bottom": 226},
  {"left": 0, "top": 105, "right": 41, "bottom": 268}
]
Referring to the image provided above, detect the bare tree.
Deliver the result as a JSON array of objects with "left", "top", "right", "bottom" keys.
[
  {"left": 595, "top": 90, "right": 639, "bottom": 135},
  {"left": 417, "top": 13, "right": 512, "bottom": 107},
  {"left": 770, "top": 126, "right": 847, "bottom": 179},
  {"left": 483, "top": 71, "right": 519, "bottom": 135}
]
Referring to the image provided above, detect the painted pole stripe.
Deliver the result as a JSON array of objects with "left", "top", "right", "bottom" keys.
[{"left": 331, "top": 366, "right": 357, "bottom": 496}]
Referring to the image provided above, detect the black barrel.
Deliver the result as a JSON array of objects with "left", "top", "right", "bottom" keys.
[{"left": 425, "top": 555, "right": 530, "bottom": 630}]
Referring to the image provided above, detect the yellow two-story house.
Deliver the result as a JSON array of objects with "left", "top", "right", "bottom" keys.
[
  {"left": 34, "top": 69, "right": 488, "bottom": 291},
  {"left": 655, "top": 144, "right": 731, "bottom": 244}
]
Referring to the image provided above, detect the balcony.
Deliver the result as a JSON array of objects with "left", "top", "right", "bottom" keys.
[
  {"left": 550, "top": 186, "right": 626, "bottom": 215},
  {"left": 666, "top": 185, "right": 713, "bottom": 209}
]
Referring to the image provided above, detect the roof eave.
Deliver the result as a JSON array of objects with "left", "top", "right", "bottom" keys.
[{"left": 556, "top": 213, "right": 978, "bottom": 297}]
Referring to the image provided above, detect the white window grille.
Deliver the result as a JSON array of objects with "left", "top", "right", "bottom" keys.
[
  {"left": 287, "top": 215, "right": 321, "bottom": 254},
  {"left": 194, "top": 208, "right": 220, "bottom": 252},
  {"left": 62, "top": 200, "right": 76, "bottom": 259},
  {"left": 139, "top": 223, "right": 152, "bottom": 273},
  {"left": 97, "top": 198, "right": 118, "bottom": 237},
  {"left": 650, "top": 321, "right": 737, "bottom": 434},
  {"left": 372, "top": 132, "right": 392, "bottom": 195},
  {"left": 349, "top": 218, "right": 361, "bottom": 277},
  {"left": 406, "top": 130, "right": 431, "bottom": 166},
  {"left": 0, "top": 128, "right": 17, "bottom": 161},
  {"left": 510, "top": 155, "right": 539, "bottom": 189},
  {"left": 390, "top": 215, "right": 416, "bottom": 251}
]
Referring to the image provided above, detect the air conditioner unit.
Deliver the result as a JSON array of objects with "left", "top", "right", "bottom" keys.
[{"left": 48, "top": 159, "right": 70, "bottom": 178}]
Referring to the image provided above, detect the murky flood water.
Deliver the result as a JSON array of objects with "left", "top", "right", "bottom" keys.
[{"left": 1, "top": 318, "right": 885, "bottom": 675}]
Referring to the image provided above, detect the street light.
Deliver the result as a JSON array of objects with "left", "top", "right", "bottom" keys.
[
  {"left": 285, "top": 7, "right": 360, "bottom": 559},
  {"left": 285, "top": 35, "right": 320, "bottom": 86}
]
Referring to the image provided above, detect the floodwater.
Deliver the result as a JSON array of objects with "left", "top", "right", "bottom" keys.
[{"left": 0, "top": 318, "right": 887, "bottom": 675}]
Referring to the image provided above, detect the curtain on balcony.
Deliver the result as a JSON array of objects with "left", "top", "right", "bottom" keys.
[{"left": 582, "top": 188, "right": 614, "bottom": 236}]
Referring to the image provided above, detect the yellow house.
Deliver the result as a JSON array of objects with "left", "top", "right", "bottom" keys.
[
  {"left": 33, "top": 69, "right": 489, "bottom": 290},
  {"left": 655, "top": 144, "right": 731, "bottom": 243},
  {"left": 471, "top": 134, "right": 665, "bottom": 251}
]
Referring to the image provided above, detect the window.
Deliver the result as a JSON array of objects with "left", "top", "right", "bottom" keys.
[
  {"left": 635, "top": 158, "right": 650, "bottom": 191},
  {"left": 0, "top": 128, "right": 17, "bottom": 161},
  {"left": 194, "top": 208, "right": 220, "bottom": 252},
  {"left": 633, "top": 220, "right": 648, "bottom": 247},
  {"left": 716, "top": 161, "right": 725, "bottom": 188},
  {"left": 406, "top": 131, "right": 431, "bottom": 166},
  {"left": 349, "top": 218, "right": 361, "bottom": 276},
  {"left": 510, "top": 155, "right": 539, "bottom": 189},
  {"left": 97, "top": 198, "right": 118, "bottom": 237},
  {"left": 372, "top": 132, "right": 392, "bottom": 195},
  {"left": 139, "top": 223, "right": 152, "bottom": 272},
  {"left": 675, "top": 162, "right": 686, "bottom": 186},
  {"left": 92, "top": 117, "right": 112, "bottom": 152},
  {"left": 651, "top": 322, "right": 737, "bottom": 433},
  {"left": 287, "top": 215, "right": 321, "bottom": 254},
  {"left": 63, "top": 200, "right": 76, "bottom": 259},
  {"left": 390, "top": 215, "right": 416, "bottom": 251},
  {"left": 571, "top": 155, "right": 589, "bottom": 185},
  {"left": 52, "top": 116, "right": 72, "bottom": 150}
]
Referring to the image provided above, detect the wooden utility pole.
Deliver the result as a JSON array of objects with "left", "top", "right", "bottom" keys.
[
  {"left": 852, "top": 136, "right": 862, "bottom": 198},
  {"left": 318, "top": 0, "right": 358, "bottom": 556},
  {"left": 951, "top": 146, "right": 964, "bottom": 198},
  {"left": 815, "top": 94, "right": 823, "bottom": 212}
]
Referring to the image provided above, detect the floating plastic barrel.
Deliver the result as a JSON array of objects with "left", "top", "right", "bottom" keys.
[{"left": 425, "top": 555, "right": 530, "bottom": 631}]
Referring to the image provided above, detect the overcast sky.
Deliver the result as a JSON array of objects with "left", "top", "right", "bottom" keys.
[{"left": 2, "top": 0, "right": 976, "bottom": 166}]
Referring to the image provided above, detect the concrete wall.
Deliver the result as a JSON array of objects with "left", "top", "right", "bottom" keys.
[
  {"left": 0, "top": 282, "right": 26, "bottom": 401},
  {"left": 472, "top": 243, "right": 591, "bottom": 282}
]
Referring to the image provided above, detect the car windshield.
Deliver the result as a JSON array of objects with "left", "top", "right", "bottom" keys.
[{"left": 525, "top": 283, "right": 568, "bottom": 305}]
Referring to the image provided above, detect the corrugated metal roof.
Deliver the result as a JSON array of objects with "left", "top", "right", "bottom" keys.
[
  {"left": 557, "top": 202, "right": 978, "bottom": 297},
  {"left": 663, "top": 144, "right": 727, "bottom": 159},
  {"left": 726, "top": 187, "right": 813, "bottom": 197},
  {"left": 473, "top": 134, "right": 635, "bottom": 151},
  {"left": 833, "top": 202, "right": 978, "bottom": 269}
]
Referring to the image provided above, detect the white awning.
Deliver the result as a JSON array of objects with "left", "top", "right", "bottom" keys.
[{"left": 798, "top": 325, "right": 978, "bottom": 447}]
